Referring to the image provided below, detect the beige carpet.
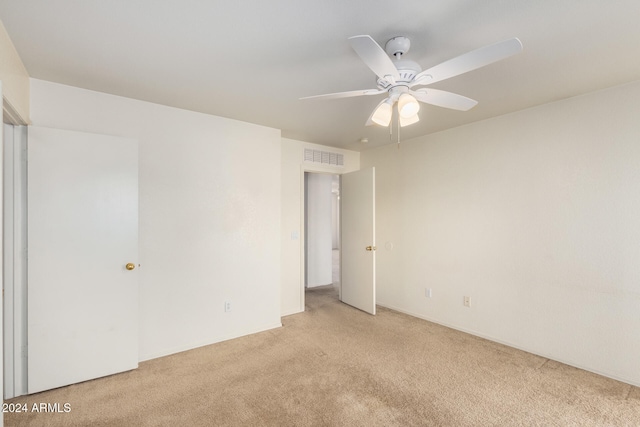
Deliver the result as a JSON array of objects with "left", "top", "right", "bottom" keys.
[{"left": 6, "top": 285, "right": 640, "bottom": 426}]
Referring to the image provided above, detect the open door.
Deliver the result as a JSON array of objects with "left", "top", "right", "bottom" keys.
[
  {"left": 340, "top": 167, "right": 375, "bottom": 314},
  {"left": 27, "top": 126, "right": 139, "bottom": 393}
]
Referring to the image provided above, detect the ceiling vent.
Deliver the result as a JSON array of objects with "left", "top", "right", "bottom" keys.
[{"left": 304, "top": 149, "right": 344, "bottom": 167}]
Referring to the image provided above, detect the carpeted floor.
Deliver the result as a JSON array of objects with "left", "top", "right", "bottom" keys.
[{"left": 5, "top": 285, "right": 640, "bottom": 426}]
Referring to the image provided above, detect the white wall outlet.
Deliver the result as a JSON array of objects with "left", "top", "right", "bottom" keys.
[
  {"left": 463, "top": 296, "right": 471, "bottom": 307},
  {"left": 425, "top": 288, "right": 432, "bottom": 298},
  {"left": 224, "top": 301, "right": 231, "bottom": 312}
]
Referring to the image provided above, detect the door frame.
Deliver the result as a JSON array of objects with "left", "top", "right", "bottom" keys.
[
  {"left": 2, "top": 97, "right": 29, "bottom": 400},
  {"left": 299, "top": 167, "right": 342, "bottom": 311},
  {"left": 2, "top": 123, "right": 28, "bottom": 399}
]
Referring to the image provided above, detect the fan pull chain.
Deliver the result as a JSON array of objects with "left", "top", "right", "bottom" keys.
[{"left": 388, "top": 107, "right": 402, "bottom": 149}]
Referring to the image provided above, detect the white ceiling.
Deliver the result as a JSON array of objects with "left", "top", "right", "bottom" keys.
[{"left": 1, "top": 1, "right": 639, "bottom": 151}]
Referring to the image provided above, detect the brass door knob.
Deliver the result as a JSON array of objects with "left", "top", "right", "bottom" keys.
[
  {"left": 365, "top": 246, "right": 377, "bottom": 251},
  {"left": 125, "top": 263, "right": 136, "bottom": 271}
]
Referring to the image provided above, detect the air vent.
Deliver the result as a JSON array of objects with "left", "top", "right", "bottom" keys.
[{"left": 304, "top": 149, "right": 344, "bottom": 167}]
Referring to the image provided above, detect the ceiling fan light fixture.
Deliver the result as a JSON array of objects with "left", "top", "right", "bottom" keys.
[
  {"left": 371, "top": 101, "right": 393, "bottom": 126},
  {"left": 399, "top": 113, "right": 419, "bottom": 127},
  {"left": 398, "top": 93, "right": 420, "bottom": 118}
]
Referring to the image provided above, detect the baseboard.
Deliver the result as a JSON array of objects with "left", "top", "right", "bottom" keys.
[
  {"left": 139, "top": 321, "right": 283, "bottom": 362},
  {"left": 281, "top": 308, "right": 304, "bottom": 317},
  {"left": 377, "top": 302, "right": 640, "bottom": 388}
]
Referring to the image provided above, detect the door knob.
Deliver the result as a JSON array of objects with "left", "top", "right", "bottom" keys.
[
  {"left": 125, "top": 263, "right": 136, "bottom": 271},
  {"left": 365, "top": 246, "right": 377, "bottom": 251}
]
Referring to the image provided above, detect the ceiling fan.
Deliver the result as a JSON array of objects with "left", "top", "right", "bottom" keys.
[{"left": 301, "top": 35, "right": 523, "bottom": 127}]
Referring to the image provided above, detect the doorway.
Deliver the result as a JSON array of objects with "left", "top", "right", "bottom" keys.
[{"left": 304, "top": 173, "right": 340, "bottom": 299}]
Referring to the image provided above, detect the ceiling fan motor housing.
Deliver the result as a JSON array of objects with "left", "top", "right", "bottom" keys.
[
  {"left": 374, "top": 36, "right": 423, "bottom": 89},
  {"left": 377, "top": 58, "right": 422, "bottom": 89}
]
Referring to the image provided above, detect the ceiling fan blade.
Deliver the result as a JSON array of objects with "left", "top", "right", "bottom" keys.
[
  {"left": 348, "top": 35, "right": 400, "bottom": 82},
  {"left": 300, "top": 88, "right": 385, "bottom": 101},
  {"left": 412, "top": 38, "right": 523, "bottom": 86},
  {"left": 411, "top": 88, "right": 478, "bottom": 111}
]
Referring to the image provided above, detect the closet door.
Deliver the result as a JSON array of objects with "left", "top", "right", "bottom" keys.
[{"left": 28, "top": 126, "right": 139, "bottom": 393}]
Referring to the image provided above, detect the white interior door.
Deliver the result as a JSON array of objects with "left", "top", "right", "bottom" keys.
[
  {"left": 27, "top": 126, "right": 139, "bottom": 394},
  {"left": 340, "top": 167, "right": 376, "bottom": 314}
]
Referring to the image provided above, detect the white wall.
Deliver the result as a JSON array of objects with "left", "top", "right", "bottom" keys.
[
  {"left": 281, "top": 138, "right": 359, "bottom": 316},
  {"left": 305, "top": 173, "right": 333, "bottom": 287},
  {"left": 0, "top": 20, "right": 29, "bottom": 123},
  {"left": 29, "top": 79, "right": 282, "bottom": 361},
  {"left": 362, "top": 80, "right": 640, "bottom": 386}
]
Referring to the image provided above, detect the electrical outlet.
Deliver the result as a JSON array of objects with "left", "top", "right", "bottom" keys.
[
  {"left": 224, "top": 301, "right": 231, "bottom": 312},
  {"left": 425, "top": 288, "right": 432, "bottom": 298},
  {"left": 463, "top": 296, "right": 471, "bottom": 307}
]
